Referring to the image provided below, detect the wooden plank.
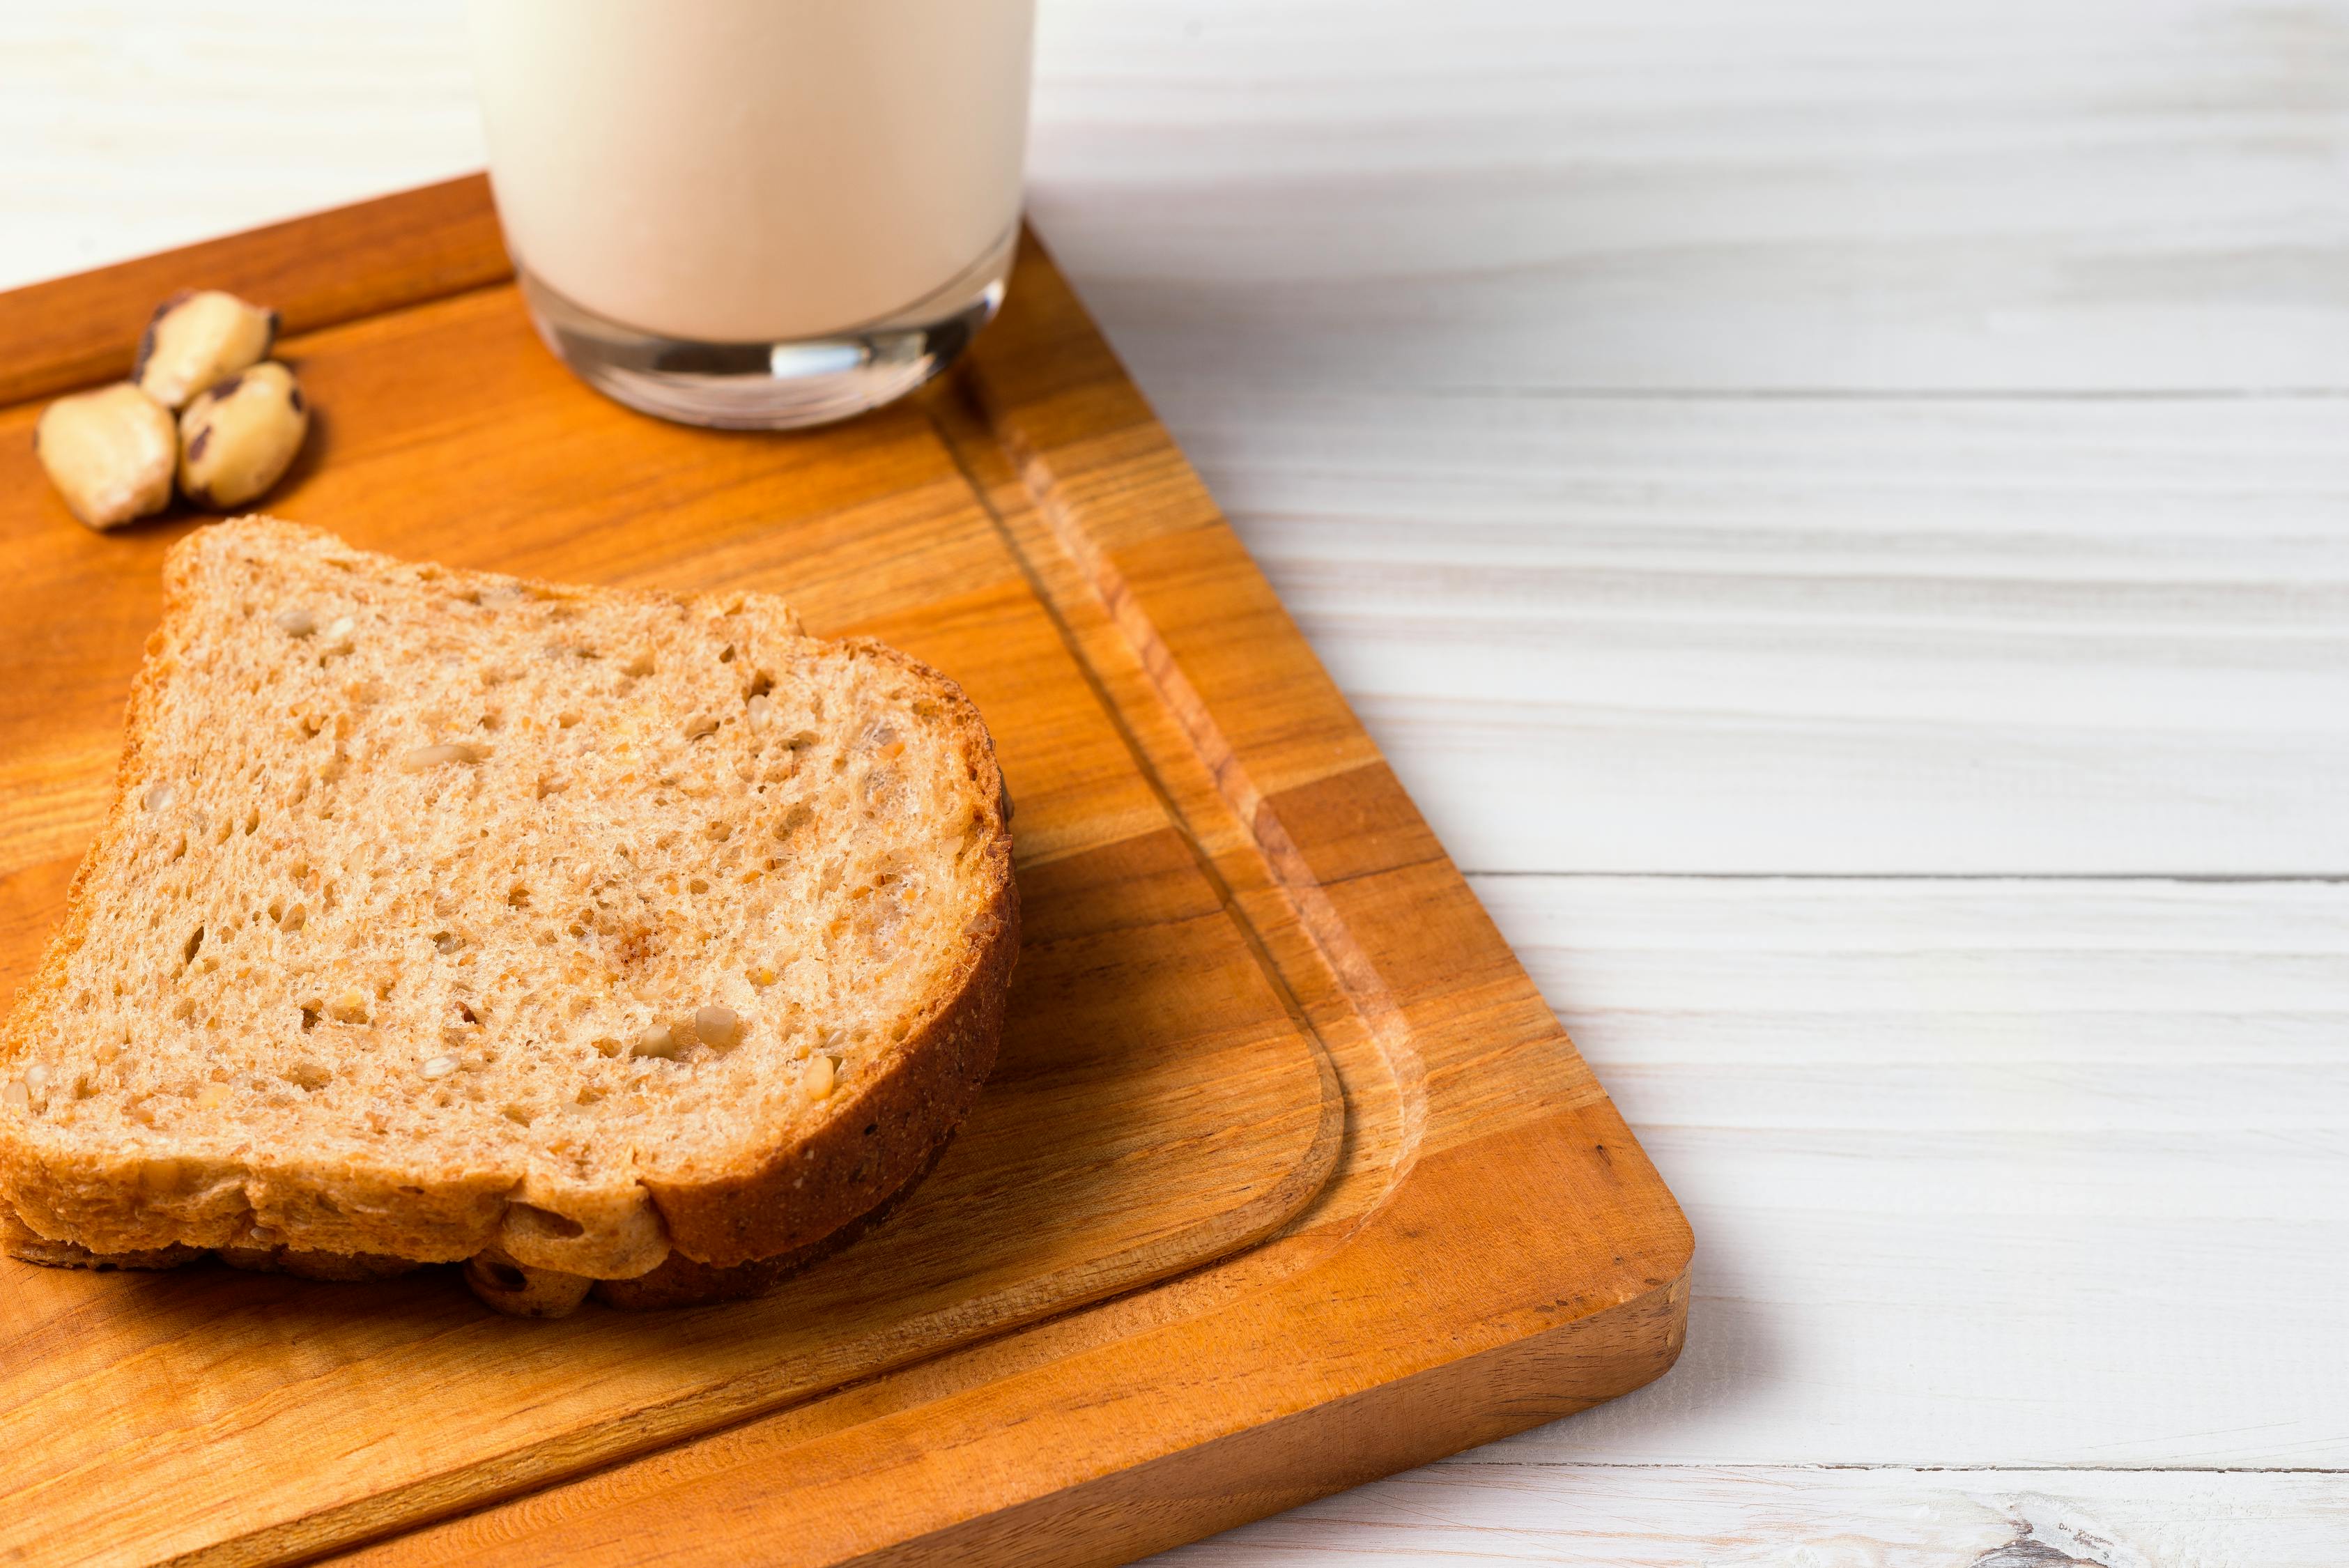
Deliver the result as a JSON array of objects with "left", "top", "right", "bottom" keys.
[
  {"left": 1141, "top": 1464, "right": 2349, "bottom": 1567},
  {"left": 1153, "top": 386, "right": 2349, "bottom": 875},
  {"left": 1455, "top": 875, "right": 2349, "bottom": 1468},
  {"left": 1031, "top": 0, "right": 2349, "bottom": 394}
]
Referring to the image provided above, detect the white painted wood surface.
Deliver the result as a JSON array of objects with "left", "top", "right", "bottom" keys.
[
  {"left": 4, "top": 2, "right": 2345, "bottom": 1564},
  {"left": 1171, "top": 390, "right": 2349, "bottom": 875},
  {"left": 1160, "top": 1468, "right": 2349, "bottom": 1568},
  {"left": 1467, "top": 877, "right": 2349, "bottom": 1470}
]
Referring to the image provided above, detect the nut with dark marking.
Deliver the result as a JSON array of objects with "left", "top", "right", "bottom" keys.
[
  {"left": 135, "top": 290, "right": 279, "bottom": 410},
  {"left": 178, "top": 361, "right": 309, "bottom": 509},
  {"left": 34, "top": 383, "right": 177, "bottom": 530}
]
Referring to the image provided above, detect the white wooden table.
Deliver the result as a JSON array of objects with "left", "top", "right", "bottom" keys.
[{"left": 6, "top": 3, "right": 2346, "bottom": 1562}]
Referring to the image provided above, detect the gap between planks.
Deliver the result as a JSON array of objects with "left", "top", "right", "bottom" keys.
[
  {"left": 1259, "top": 387, "right": 2349, "bottom": 401},
  {"left": 1454, "top": 873, "right": 2349, "bottom": 1470},
  {"left": 1463, "top": 871, "right": 2349, "bottom": 883},
  {"left": 1439, "top": 1461, "right": 2349, "bottom": 1475},
  {"left": 1141, "top": 1461, "right": 2349, "bottom": 1568}
]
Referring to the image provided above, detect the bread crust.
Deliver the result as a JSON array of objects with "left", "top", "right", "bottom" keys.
[
  {"left": 0, "top": 519, "right": 1018, "bottom": 1299},
  {"left": 5, "top": 1125, "right": 965, "bottom": 1307}
]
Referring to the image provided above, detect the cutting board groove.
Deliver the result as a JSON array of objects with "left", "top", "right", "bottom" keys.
[{"left": 0, "top": 179, "right": 1689, "bottom": 1568}]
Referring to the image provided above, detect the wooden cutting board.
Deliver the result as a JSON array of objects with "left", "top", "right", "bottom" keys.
[{"left": 0, "top": 178, "right": 1691, "bottom": 1568}]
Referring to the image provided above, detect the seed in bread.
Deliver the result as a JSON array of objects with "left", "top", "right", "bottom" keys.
[
  {"left": 33, "top": 383, "right": 178, "bottom": 530},
  {"left": 0, "top": 517, "right": 1018, "bottom": 1294},
  {"left": 135, "top": 289, "right": 279, "bottom": 410}
]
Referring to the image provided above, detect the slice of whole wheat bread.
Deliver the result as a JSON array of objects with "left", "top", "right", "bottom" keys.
[{"left": 0, "top": 517, "right": 1016, "bottom": 1296}]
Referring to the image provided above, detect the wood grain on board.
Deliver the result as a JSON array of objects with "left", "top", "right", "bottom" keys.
[
  {"left": 0, "top": 177, "right": 507, "bottom": 410},
  {"left": 0, "top": 183, "right": 1687, "bottom": 1568}
]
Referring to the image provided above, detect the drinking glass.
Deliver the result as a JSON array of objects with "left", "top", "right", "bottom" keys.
[{"left": 467, "top": 0, "right": 1036, "bottom": 429}]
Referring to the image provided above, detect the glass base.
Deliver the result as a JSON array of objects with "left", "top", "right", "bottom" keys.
[{"left": 514, "top": 227, "right": 1016, "bottom": 430}]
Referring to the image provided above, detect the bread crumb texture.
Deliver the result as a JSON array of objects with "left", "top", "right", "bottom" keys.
[{"left": 0, "top": 518, "right": 1015, "bottom": 1270}]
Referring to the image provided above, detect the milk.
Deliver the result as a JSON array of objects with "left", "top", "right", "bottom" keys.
[{"left": 467, "top": 0, "right": 1035, "bottom": 346}]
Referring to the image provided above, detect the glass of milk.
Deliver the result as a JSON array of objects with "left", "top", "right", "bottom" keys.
[{"left": 467, "top": 0, "right": 1035, "bottom": 429}]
